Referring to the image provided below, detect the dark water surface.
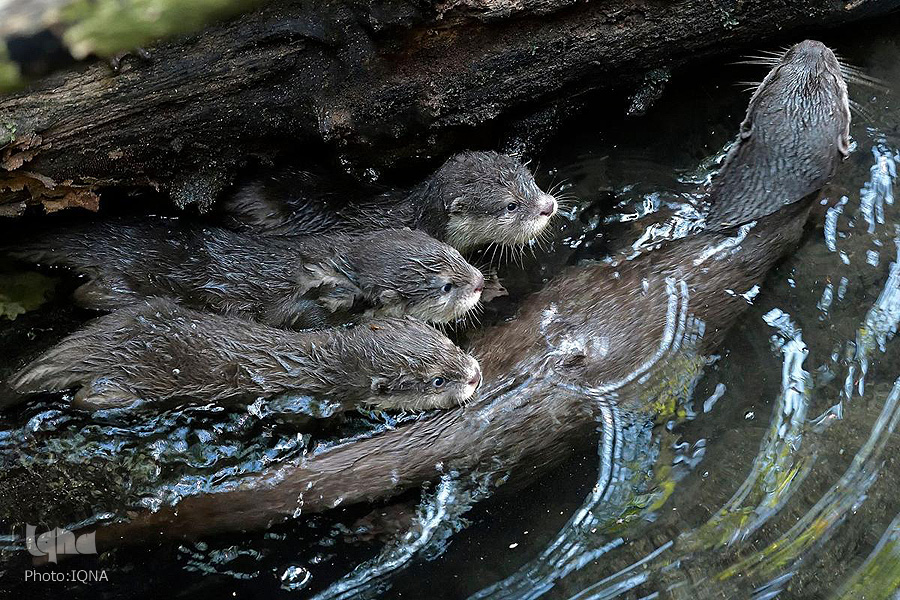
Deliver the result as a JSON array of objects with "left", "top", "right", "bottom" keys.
[{"left": 4, "top": 17, "right": 900, "bottom": 600}]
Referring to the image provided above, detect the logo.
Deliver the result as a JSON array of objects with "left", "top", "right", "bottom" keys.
[{"left": 25, "top": 525, "right": 97, "bottom": 564}]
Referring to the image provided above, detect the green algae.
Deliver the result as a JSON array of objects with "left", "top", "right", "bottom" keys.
[
  {"left": 0, "top": 271, "right": 57, "bottom": 320},
  {"left": 60, "top": 0, "right": 263, "bottom": 59},
  {"left": 0, "top": 43, "right": 23, "bottom": 95}
]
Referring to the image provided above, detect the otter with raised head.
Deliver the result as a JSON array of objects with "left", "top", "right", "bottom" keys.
[
  {"left": 8, "top": 298, "right": 483, "bottom": 411},
  {"left": 11, "top": 220, "right": 486, "bottom": 329},
  {"left": 224, "top": 151, "right": 559, "bottom": 253},
  {"left": 74, "top": 40, "right": 850, "bottom": 546}
]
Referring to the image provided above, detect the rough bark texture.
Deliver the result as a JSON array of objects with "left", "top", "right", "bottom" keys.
[{"left": 1, "top": 0, "right": 898, "bottom": 215}]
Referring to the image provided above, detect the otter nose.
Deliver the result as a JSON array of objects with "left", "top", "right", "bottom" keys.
[
  {"left": 539, "top": 194, "right": 558, "bottom": 217},
  {"left": 468, "top": 370, "right": 482, "bottom": 389},
  {"left": 473, "top": 272, "right": 485, "bottom": 293}
]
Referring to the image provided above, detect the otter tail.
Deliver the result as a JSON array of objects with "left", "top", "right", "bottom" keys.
[
  {"left": 6, "top": 322, "right": 106, "bottom": 395},
  {"left": 220, "top": 170, "right": 352, "bottom": 236},
  {"left": 8, "top": 225, "right": 105, "bottom": 270},
  {"left": 5, "top": 301, "right": 177, "bottom": 410},
  {"left": 7, "top": 220, "right": 180, "bottom": 311},
  {"left": 6, "top": 220, "right": 151, "bottom": 274}
]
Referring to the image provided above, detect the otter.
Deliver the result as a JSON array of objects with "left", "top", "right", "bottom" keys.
[
  {"left": 72, "top": 40, "right": 851, "bottom": 546},
  {"left": 10, "top": 220, "right": 486, "bottom": 329},
  {"left": 223, "top": 151, "right": 559, "bottom": 253},
  {"left": 7, "top": 298, "right": 483, "bottom": 411}
]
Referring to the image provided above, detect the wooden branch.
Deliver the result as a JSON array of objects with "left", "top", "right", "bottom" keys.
[{"left": 1, "top": 0, "right": 898, "bottom": 214}]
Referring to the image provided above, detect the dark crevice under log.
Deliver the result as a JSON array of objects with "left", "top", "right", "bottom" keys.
[{"left": 1, "top": 0, "right": 899, "bottom": 214}]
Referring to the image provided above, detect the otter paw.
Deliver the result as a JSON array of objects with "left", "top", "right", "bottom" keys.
[{"left": 72, "top": 379, "right": 140, "bottom": 411}]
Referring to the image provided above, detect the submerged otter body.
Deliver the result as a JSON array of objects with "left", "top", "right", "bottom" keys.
[
  {"left": 224, "top": 151, "right": 559, "bottom": 252},
  {"left": 8, "top": 298, "right": 483, "bottom": 412},
  {"left": 79, "top": 40, "right": 850, "bottom": 545},
  {"left": 11, "top": 220, "right": 485, "bottom": 328}
]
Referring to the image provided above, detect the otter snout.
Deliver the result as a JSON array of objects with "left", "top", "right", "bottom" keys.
[
  {"left": 790, "top": 39, "right": 831, "bottom": 61},
  {"left": 473, "top": 271, "right": 485, "bottom": 294},
  {"left": 463, "top": 358, "right": 483, "bottom": 400},
  {"left": 458, "top": 268, "right": 485, "bottom": 317},
  {"left": 538, "top": 194, "right": 558, "bottom": 218}
]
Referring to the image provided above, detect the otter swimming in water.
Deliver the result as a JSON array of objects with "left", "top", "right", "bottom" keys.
[
  {"left": 11, "top": 220, "right": 486, "bottom": 328},
  {"left": 8, "top": 298, "right": 483, "bottom": 411},
  {"left": 223, "top": 151, "right": 559, "bottom": 253},
  {"left": 77, "top": 41, "right": 850, "bottom": 545},
  {"left": 74, "top": 40, "right": 850, "bottom": 547}
]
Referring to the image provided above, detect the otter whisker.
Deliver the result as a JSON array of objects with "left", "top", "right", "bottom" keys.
[
  {"left": 848, "top": 99, "right": 876, "bottom": 123},
  {"left": 488, "top": 242, "right": 500, "bottom": 268},
  {"left": 834, "top": 56, "right": 889, "bottom": 90},
  {"left": 833, "top": 50, "right": 851, "bottom": 62},
  {"left": 843, "top": 72, "right": 891, "bottom": 93},
  {"left": 537, "top": 226, "right": 555, "bottom": 253},
  {"left": 749, "top": 48, "right": 785, "bottom": 57},
  {"left": 548, "top": 177, "right": 571, "bottom": 198},
  {"left": 733, "top": 58, "right": 781, "bottom": 67},
  {"left": 740, "top": 50, "right": 783, "bottom": 58}
]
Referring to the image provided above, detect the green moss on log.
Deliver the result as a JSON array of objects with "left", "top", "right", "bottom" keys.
[
  {"left": 61, "top": 0, "right": 264, "bottom": 59},
  {"left": 0, "top": 271, "right": 57, "bottom": 320},
  {"left": 0, "top": 44, "right": 23, "bottom": 94}
]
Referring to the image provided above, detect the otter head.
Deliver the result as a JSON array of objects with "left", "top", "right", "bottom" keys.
[
  {"left": 418, "top": 151, "right": 558, "bottom": 252},
  {"left": 351, "top": 229, "right": 485, "bottom": 324},
  {"left": 707, "top": 40, "right": 850, "bottom": 228},
  {"left": 335, "top": 318, "right": 482, "bottom": 410}
]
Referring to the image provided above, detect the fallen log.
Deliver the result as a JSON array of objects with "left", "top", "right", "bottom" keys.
[
  {"left": 0, "top": 0, "right": 262, "bottom": 91},
  {"left": 1, "top": 0, "right": 897, "bottom": 215}
]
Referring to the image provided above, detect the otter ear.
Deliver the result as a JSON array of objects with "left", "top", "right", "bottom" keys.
[
  {"left": 370, "top": 376, "right": 389, "bottom": 394},
  {"left": 446, "top": 193, "right": 469, "bottom": 214},
  {"left": 375, "top": 289, "right": 402, "bottom": 307},
  {"left": 319, "top": 285, "right": 361, "bottom": 312},
  {"left": 739, "top": 116, "right": 753, "bottom": 140},
  {"left": 838, "top": 131, "right": 851, "bottom": 159}
]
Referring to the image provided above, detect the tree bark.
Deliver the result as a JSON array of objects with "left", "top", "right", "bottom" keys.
[{"left": 1, "top": 0, "right": 898, "bottom": 215}]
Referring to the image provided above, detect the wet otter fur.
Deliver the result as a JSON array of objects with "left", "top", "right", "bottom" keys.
[
  {"left": 8, "top": 298, "right": 483, "bottom": 412},
  {"left": 706, "top": 40, "right": 851, "bottom": 228},
  {"left": 79, "top": 40, "right": 850, "bottom": 545},
  {"left": 224, "top": 151, "right": 559, "bottom": 252},
  {"left": 10, "top": 220, "right": 485, "bottom": 329}
]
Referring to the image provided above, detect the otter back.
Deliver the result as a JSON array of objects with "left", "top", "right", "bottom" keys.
[
  {"left": 7, "top": 299, "right": 482, "bottom": 412},
  {"left": 8, "top": 219, "right": 484, "bottom": 328}
]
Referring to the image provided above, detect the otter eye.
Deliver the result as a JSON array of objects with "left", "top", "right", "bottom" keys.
[
  {"left": 432, "top": 376, "right": 446, "bottom": 388},
  {"left": 506, "top": 202, "right": 518, "bottom": 212},
  {"left": 442, "top": 283, "right": 453, "bottom": 293}
]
